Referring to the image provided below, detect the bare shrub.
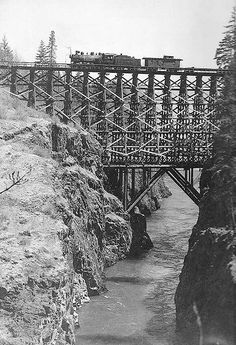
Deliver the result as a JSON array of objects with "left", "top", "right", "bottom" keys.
[{"left": 0, "top": 167, "right": 32, "bottom": 195}]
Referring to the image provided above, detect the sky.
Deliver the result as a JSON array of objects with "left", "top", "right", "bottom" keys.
[{"left": 0, "top": 0, "right": 235, "bottom": 68}]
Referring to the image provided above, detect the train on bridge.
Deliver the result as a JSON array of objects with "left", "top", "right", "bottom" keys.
[{"left": 70, "top": 51, "right": 182, "bottom": 70}]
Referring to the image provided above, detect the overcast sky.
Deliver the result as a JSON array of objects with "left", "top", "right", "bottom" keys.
[{"left": 0, "top": 0, "right": 235, "bottom": 67}]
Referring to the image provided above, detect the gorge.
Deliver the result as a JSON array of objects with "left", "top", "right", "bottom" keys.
[{"left": 0, "top": 84, "right": 235, "bottom": 345}]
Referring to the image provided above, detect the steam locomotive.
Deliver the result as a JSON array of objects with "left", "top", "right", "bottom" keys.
[
  {"left": 70, "top": 51, "right": 141, "bottom": 66},
  {"left": 70, "top": 51, "right": 182, "bottom": 69}
]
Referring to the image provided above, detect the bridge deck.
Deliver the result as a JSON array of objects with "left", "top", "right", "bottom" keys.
[{"left": 0, "top": 61, "right": 226, "bottom": 75}]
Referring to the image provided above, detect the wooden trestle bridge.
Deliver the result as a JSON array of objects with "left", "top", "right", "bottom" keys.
[{"left": 0, "top": 62, "right": 224, "bottom": 211}]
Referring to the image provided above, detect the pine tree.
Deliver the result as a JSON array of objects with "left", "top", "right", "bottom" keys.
[
  {"left": 0, "top": 35, "right": 14, "bottom": 62},
  {"left": 215, "top": 7, "right": 236, "bottom": 68},
  {"left": 46, "top": 30, "right": 57, "bottom": 65},
  {"left": 215, "top": 6, "right": 236, "bottom": 140},
  {"left": 35, "top": 40, "right": 47, "bottom": 64}
]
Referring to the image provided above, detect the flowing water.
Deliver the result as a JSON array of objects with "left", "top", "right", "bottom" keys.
[{"left": 76, "top": 177, "right": 198, "bottom": 345}]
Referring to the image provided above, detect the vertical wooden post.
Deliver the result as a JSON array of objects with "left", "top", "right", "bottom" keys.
[
  {"left": 143, "top": 168, "right": 147, "bottom": 187},
  {"left": 184, "top": 168, "right": 188, "bottom": 191},
  {"left": 46, "top": 69, "right": 53, "bottom": 116},
  {"left": 115, "top": 72, "right": 124, "bottom": 162},
  {"left": 10, "top": 67, "right": 17, "bottom": 94},
  {"left": 193, "top": 75, "right": 203, "bottom": 162},
  {"left": 145, "top": 73, "right": 155, "bottom": 164},
  {"left": 81, "top": 71, "right": 89, "bottom": 128},
  {"left": 161, "top": 73, "right": 171, "bottom": 164},
  {"left": 130, "top": 72, "right": 140, "bottom": 161},
  {"left": 63, "top": 69, "right": 71, "bottom": 123},
  {"left": 98, "top": 71, "right": 107, "bottom": 146},
  {"left": 147, "top": 73, "right": 155, "bottom": 127},
  {"left": 190, "top": 168, "right": 194, "bottom": 186},
  {"left": 131, "top": 168, "right": 136, "bottom": 198},
  {"left": 147, "top": 168, "right": 151, "bottom": 183},
  {"left": 149, "top": 168, "right": 153, "bottom": 197},
  {"left": 177, "top": 74, "right": 188, "bottom": 162},
  {"left": 209, "top": 75, "right": 217, "bottom": 101},
  {"left": 123, "top": 167, "right": 128, "bottom": 211},
  {"left": 28, "top": 68, "right": 35, "bottom": 108},
  {"left": 117, "top": 168, "right": 123, "bottom": 200}
]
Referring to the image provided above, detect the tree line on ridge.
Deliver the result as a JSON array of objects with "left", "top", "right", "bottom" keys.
[{"left": 0, "top": 30, "right": 57, "bottom": 65}]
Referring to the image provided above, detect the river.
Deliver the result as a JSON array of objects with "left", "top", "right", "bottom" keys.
[{"left": 76, "top": 177, "right": 199, "bottom": 345}]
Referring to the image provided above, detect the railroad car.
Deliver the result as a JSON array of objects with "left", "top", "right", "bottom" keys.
[
  {"left": 143, "top": 55, "right": 182, "bottom": 69},
  {"left": 113, "top": 54, "right": 141, "bottom": 66},
  {"left": 70, "top": 51, "right": 141, "bottom": 66}
]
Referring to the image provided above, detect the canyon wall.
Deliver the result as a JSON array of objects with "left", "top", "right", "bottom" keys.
[
  {"left": 0, "top": 91, "right": 132, "bottom": 345},
  {"left": 175, "top": 69, "right": 236, "bottom": 345}
]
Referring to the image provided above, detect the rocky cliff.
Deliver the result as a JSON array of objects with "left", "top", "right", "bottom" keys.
[
  {"left": 175, "top": 68, "right": 236, "bottom": 345},
  {"left": 138, "top": 178, "right": 172, "bottom": 215},
  {"left": 0, "top": 91, "right": 132, "bottom": 345}
]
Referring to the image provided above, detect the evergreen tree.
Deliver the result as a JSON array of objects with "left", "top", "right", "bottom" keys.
[
  {"left": 215, "top": 6, "right": 236, "bottom": 128},
  {"left": 35, "top": 40, "right": 47, "bottom": 64},
  {"left": 215, "top": 6, "right": 236, "bottom": 143},
  {"left": 201, "top": 7, "right": 236, "bottom": 231},
  {"left": 215, "top": 7, "right": 236, "bottom": 68},
  {"left": 0, "top": 35, "right": 14, "bottom": 62},
  {"left": 13, "top": 51, "right": 19, "bottom": 62},
  {"left": 46, "top": 30, "right": 57, "bottom": 65}
]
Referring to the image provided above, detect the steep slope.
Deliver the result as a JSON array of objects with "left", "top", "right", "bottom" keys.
[
  {"left": 0, "top": 91, "right": 132, "bottom": 345},
  {"left": 175, "top": 66, "right": 236, "bottom": 345}
]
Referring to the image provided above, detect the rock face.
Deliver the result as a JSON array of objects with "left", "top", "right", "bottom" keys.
[
  {"left": 129, "top": 207, "right": 153, "bottom": 256},
  {"left": 175, "top": 95, "right": 236, "bottom": 344},
  {"left": 0, "top": 92, "right": 132, "bottom": 345},
  {"left": 138, "top": 178, "right": 172, "bottom": 215},
  {"left": 175, "top": 227, "right": 235, "bottom": 345}
]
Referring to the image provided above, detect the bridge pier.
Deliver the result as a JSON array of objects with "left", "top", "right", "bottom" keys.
[
  {"left": 105, "top": 165, "right": 201, "bottom": 212},
  {"left": 104, "top": 166, "right": 162, "bottom": 212},
  {"left": 28, "top": 68, "right": 35, "bottom": 108},
  {"left": 184, "top": 167, "right": 194, "bottom": 187},
  {"left": 46, "top": 69, "right": 53, "bottom": 116},
  {"left": 81, "top": 71, "right": 90, "bottom": 128},
  {"left": 123, "top": 167, "right": 129, "bottom": 211},
  {"left": 124, "top": 167, "right": 201, "bottom": 212},
  {"left": 10, "top": 67, "right": 17, "bottom": 94},
  {"left": 63, "top": 70, "right": 72, "bottom": 123}
]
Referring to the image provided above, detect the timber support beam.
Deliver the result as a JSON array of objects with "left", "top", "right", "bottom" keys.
[
  {"left": 126, "top": 167, "right": 167, "bottom": 212},
  {"left": 28, "top": 68, "right": 35, "bottom": 108},
  {"left": 166, "top": 168, "right": 200, "bottom": 205},
  {"left": 46, "top": 69, "right": 53, "bottom": 115},
  {"left": 125, "top": 166, "right": 201, "bottom": 213}
]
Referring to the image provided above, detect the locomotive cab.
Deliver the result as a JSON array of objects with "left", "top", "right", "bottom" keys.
[{"left": 101, "top": 54, "right": 115, "bottom": 64}]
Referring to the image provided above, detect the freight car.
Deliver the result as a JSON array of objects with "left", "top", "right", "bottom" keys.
[
  {"left": 143, "top": 55, "right": 182, "bottom": 69},
  {"left": 70, "top": 51, "right": 141, "bottom": 66}
]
